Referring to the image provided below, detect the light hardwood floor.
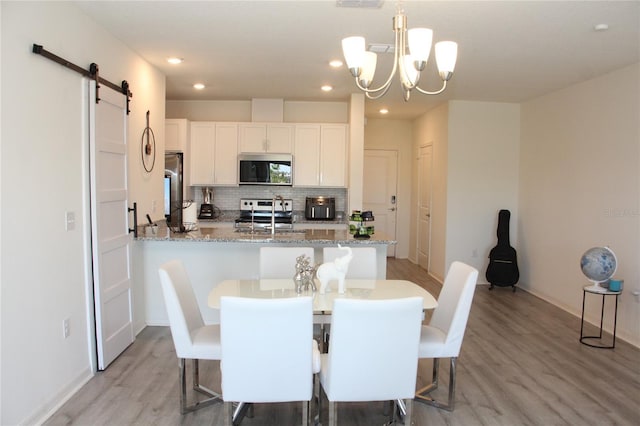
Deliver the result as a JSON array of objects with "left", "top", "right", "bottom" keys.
[{"left": 45, "top": 259, "right": 640, "bottom": 426}]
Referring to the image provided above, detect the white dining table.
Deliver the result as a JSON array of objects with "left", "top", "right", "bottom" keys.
[
  {"left": 209, "top": 278, "right": 437, "bottom": 423},
  {"left": 208, "top": 278, "right": 438, "bottom": 313}
]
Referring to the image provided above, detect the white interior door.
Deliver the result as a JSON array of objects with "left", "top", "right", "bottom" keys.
[
  {"left": 417, "top": 145, "right": 433, "bottom": 270},
  {"left": 363, "top": 150, "right": 398, "bottom": 257},
  {"left": 89, "top": 81, "right": 134, "bottom": 370}
]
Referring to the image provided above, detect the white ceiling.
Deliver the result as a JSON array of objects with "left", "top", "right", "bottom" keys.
[{"left": 75, "top": 1, "right": 639, "bottom": 120}]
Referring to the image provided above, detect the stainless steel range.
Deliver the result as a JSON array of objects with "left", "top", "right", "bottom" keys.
[{"left": 234, "top": 198, "right": 294, "bottom": 230}]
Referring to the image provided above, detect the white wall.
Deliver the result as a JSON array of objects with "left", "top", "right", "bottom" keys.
[
  {"left": 364, "top": 118, "right": 413, "bottom": 258},
  {"left": 519, "top": 63, "right": 639, "bottom": 346},
  {"left": 0, "top": 2, "right": 164, "bottom": 424},
  {"left": 446, "top": 101, "right": 521, "bottom": 281},
  {"left": 411, "top": 102, "right": 520, "bottom": 282},
  {"left": 412, "top": 103, "right": 449, "bottom": 281}
]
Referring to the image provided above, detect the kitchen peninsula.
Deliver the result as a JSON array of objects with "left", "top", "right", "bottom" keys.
[{"left": 133, "top": 225, "right": 396, "bottom": 325}]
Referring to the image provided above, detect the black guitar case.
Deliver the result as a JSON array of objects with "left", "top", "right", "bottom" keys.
[{"left": 486, "top": 209, "right": 519, "bottom": 291}]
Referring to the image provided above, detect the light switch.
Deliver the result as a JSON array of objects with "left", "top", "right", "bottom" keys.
[{"left": 65, "top": 211, "right": 75, "bottom": 231}]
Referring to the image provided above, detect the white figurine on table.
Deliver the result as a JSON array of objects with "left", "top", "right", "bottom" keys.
[{"left": 317, "top": 244, "right": 353, "bottom": 294}]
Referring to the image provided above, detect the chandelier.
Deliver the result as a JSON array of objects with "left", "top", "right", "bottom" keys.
[{"left": 341, "top": 6, "right": 458, "bottom": 101}]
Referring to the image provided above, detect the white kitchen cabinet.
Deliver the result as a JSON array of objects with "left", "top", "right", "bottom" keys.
[
  {"left": 189, "top": 122, "right": 238, "bottom": 186},
  {"left": 293, "top": 124, "right": 321, "bottom": 186},
  {"left": 165, "top": 118, "right": 190, "bottom": 188},
  {"left": 165, "top": 119, "right": 189, "bottom": 152},
  {"left": 293, "top": 123, "right": 347, "bottom": 187},
  {"left": 239, "top": 123, "right": 294, "bottom": 153},
  {"left": 213, "top": 123, "right": 239, "bottom": 185},
  {"left": 319, "top": 124, "right": 348, "bottom": 187}
]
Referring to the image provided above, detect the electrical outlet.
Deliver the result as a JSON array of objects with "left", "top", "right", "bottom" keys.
[
  {"left": 151, "top": 200, "right": 157, "bottom": 213},
  {"left": 65, "top": 211, "right": 75, "bottom": 231},
  {"left": 63, "top": 318, "right": 70, "bottom": 339}
]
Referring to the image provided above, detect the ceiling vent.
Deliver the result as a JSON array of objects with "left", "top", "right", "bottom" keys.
[
  {"left": 368, "top": 43, "right": 394, "bottom": 54},
  {"left": 336, "top": 0, "right": 384, "bottom": 8}
]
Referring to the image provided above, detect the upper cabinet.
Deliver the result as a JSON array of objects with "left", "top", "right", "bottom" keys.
[
  {"left": 294, "top": 124, "right": 348, "bottom": 187},
  {"left": 165, "top": 119, "right": 189, "bottom": 152},
  {"left": 239, "top": 123, "right": 294, "bottom": 153},
  {"left": 187, "top": 120, "right": 346, "bottom": 188},
  {"left": 165, "top": 118, "right": 190, "bottom": 188},
  {"left": 190, "top": 122, "right": 238, "bottom": 186}
]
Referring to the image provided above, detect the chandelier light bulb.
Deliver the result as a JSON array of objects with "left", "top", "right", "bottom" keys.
[
  {"left": 400, "top": 55, "right": 419, "bottom": 89},
  {"left": 435, "top": 41, "right": 458, "bottom": 80},
  {"left": 340, "top": 9, "right": 458, "bottom": 100},
  {"left": 342, "top": 36, "right": 366, "bottom": 76},
  {"left": 407, "top": 27, "right": 433, "bottom": 67},
  {"left": 359, "top": 51, "right": 378, "bottom": 88}
]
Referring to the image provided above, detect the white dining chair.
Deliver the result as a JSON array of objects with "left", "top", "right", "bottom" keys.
[
  {"left": 158, "top": 259, "right": 222, "bottom": 414},
  {"left": 322, "top": 246, "right": 377, "bottom": 279},
  {"left": 415, "top": 261, "right": 478, "bottom": 411},
  {"left": 220, "top": 296, "right": 321, "bottom": 426},
  {"left": 318, "top": 297, "right": 423, "bottom": 426},
  {"left": 259, "top": 246, "right": 314, "bottom": 279}
]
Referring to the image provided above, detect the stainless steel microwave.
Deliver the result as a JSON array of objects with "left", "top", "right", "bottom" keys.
[{"left": 238, "top": 154, "right": 293, "bottom": 185}]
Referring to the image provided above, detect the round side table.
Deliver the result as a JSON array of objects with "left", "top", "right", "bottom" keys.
[{"left": 579, "top": 285, "right": 621, "bottom": 349}]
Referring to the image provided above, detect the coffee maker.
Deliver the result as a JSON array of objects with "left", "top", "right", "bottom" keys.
[{"left": 198, "top": 187, "right": 215, "bottom": 219}]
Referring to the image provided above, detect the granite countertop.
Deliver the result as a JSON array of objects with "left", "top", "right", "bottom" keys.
[{"left": 136, "top": 224, "right": 395, "bottom": 245}]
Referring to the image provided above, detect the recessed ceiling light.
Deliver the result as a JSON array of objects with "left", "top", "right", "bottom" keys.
[
  {"left": 167, "top": 57, "right": 183, "bottom": 64},
  {"left": 329, "top": 59, "right": 343, "bottom": 68},
  {"left": 594, "top": 23, "right": 609, "bottom": 32},
  {"left": 321, "top": 85, "right": 333, "bottom": 92},
  {"left": 193, "top": 83, "right": 205, "bottom": 90},
  {"left": 379, "top": 108, "right": 389, "bottom": 114}
]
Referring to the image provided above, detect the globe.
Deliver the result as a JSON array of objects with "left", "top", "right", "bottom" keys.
[{"left": 580, "top": 246, "right": 617, "bottom": 292}]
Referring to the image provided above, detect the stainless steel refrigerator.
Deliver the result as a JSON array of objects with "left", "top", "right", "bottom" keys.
[{"left": 164, "top": 152, "right": 183, "bottom": 227}]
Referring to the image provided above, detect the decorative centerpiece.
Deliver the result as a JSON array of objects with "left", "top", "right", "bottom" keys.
[
  {"left": 349, "top": 210, "right": 375, "bottom": 239},
  {"left": 293, "top": 254, "right": 317, "bottom": 294},
  {"left": 317, "top": 245, "right": 353, "bottom": 294}
]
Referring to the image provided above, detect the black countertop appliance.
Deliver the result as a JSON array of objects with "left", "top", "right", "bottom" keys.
[{"left": 305, "top": 196, "right": 336, "bottom": 220}]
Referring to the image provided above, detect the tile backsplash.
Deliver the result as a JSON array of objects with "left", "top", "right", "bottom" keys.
[{"left": 187, "top": 186, "right": 348, "bottom": 213}]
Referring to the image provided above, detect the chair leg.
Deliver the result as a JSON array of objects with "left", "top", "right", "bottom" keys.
[
  {"left": 232, "top": 402, "right": 252, "bottom": 425},
  {"left": 313, "top": 374, "right": 320, "bottom": 426},
  {"left": 405, "top": 398, "right": 413, "bottom": 426},
  {"left": 302, "top": 400, "right": 310, "bottom": 426},
  {"left": 415, "top": 357, "right": 456, "bottom": 411},
  {"left": 224, "top": 401, "right": 233, "bottom": 426},
  {"left": 178, "top": 358, "right": 222, "bottom": 414},
  {"left": 328, "top": 401, "right": 337, "bottom": 426},
  {"left": 383, "top": 399, "right": 412, "bottom": 426}
]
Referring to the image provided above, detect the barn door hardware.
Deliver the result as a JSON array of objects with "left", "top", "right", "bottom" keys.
[
  {"left": 128, "top": 202, "right": 138, "bottom": 238},
  {"left": 32, "top": 44, "right": 133, "bottom": 114}
]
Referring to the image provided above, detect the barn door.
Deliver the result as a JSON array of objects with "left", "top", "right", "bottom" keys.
[{"left": 89, "top": 81, "right": 134, "bottom": 370}]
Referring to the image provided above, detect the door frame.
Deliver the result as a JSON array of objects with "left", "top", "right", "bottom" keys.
[
  {"left": 363, "top": 149, "right": 399, "bottom": 257},
  {"left": 416, "top": 143, "right": 433, "bottom": 272}
]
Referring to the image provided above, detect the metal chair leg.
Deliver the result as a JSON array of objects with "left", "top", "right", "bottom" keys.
[
  {"left": 415, "top": 357, "right": 456, "bottom": 411},
  {"left": 328, "top": 400, "right": 337, "bottom": 426},
  {"left": 179, "top": 358, "right": 222, "bottom": 414}
]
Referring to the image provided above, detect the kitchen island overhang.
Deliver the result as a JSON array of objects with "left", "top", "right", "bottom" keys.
[{"left": 133, "top": 227, "right": 396, "bottom": 328}]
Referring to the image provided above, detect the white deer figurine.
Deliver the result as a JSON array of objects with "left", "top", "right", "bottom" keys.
[{"left": 317, "top": 245, "right": 353, "bottom": 294}]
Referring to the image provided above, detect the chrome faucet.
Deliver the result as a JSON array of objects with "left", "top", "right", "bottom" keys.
[
  {"left": 250, "top": 205, "right": 255, "bottom": 233},
  {"left": 271, "top": 195, "right": 284, "bottom": 236}
]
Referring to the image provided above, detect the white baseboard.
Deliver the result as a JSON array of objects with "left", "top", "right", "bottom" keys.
[{"left": 23, "top": 368, "right": 93, "bottom": 426}]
